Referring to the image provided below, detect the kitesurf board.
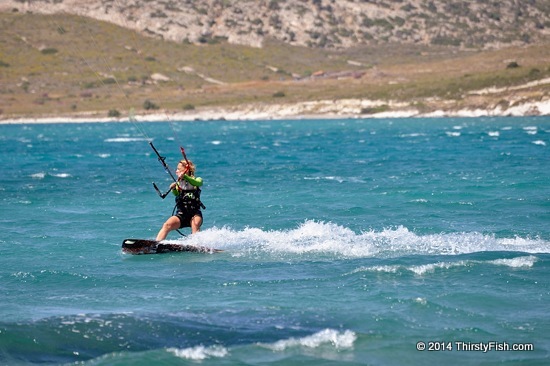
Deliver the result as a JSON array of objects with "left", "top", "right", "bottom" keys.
[{"left": 122, "top": 239, "right": 223, "bottom": 255}]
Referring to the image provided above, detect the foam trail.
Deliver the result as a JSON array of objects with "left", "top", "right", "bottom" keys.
[{"left": 181, "top": 221, "right": 549, "bottom": 259}]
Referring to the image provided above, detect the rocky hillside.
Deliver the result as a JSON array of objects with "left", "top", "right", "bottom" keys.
[{"left": 3, "top": 0, "right": 549, "bottom": 49}]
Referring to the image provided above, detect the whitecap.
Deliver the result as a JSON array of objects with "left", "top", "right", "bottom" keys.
[
  {"left": 30, "top": 172, "right": 46, "bottom": 179},
  {"left": 400, "top": 133, "right": 426, "bottom": 138},
  {"left": 346, "top": 261, "right": 468, "bottom": 276},
  {"left": 408, "top": 261, "right": 470, "bottom": 275},
  {"left": 30, "top": 172, "right": 71, "bottom": 179},
  {"left": 532, "top": 140, "right": 546, "bottom": 146},
  {"left": 168, "top": 345, "right": 228, "bottom": 360},
  {"left": 51, "top": 173, "right": 71, "bottom": 178},
  {"left": 488, "top": 255, "right": 538, "bottom": 268},
  {"left": 210, "top": 140, "right": 222, "bottom": 145},
  {"left": 352, "top": 256, "right": 538, "bottom": 277},
  {"left": 446, "top": 131, "right": 461, "bottom": 137},
  {"left": 260, "top": 329, "right": 356, "bottom": 351},
  {"left": 350, "top": 265, "right": 399, "bottom": 274},
  {"left": 487, "top": 131, "right": 500, "bottom": 137},
  {"left": 523, "top": 126, "right": 538, "bottom": 135},
  {"left": 408, "top": 255, "right": 538, "bottom": 275},
  {"left": 104, "top": 137, "right": 148, "bottom": 143},
  {"left": 366, "top": 255, "right": 538, "bottom": 276},
  {"left": 414, "top": 297, "right": 427, "bottom": 305},
  {"left": 325, "top": 176, "right": 345, "bottom": 183},
  {"left": 303, "top": 176, "right": 345, "bottom": 183}
]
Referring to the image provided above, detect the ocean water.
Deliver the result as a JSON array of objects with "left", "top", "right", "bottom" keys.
[{"left": 0, "top": 117, "right": 549, "bottom": 365}]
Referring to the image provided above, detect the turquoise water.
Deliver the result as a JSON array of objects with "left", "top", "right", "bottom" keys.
[{"left": 0, "top": 117, "right": 549, "bottom": 365}]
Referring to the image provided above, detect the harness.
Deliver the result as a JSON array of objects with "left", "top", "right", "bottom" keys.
[{"left": 175, "top": 187, "right": 205, "bottom": 212}]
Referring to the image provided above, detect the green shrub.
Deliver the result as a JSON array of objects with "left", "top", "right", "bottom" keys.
[
  {"left": 143, "top": 99, "right": 159, "bottom": 110},
  {"left": 528, "top": 68, "right": 540, "bottom": 76},
  {"left": 108, "top": 109, "right": 121, "bottom": 117},
  {"left": 431, "top": 36, "right": 461, "bottom": 47},
  {"left": 361, "top": 105, "right": 390, "bottom": 114},
  {"left": 41, "top": 48, "right": 58, "bottom": 55}
]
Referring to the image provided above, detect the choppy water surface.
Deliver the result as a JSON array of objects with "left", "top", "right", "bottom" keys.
[{"left": 0, "top": 117, "right": 548, "bottom": 365}]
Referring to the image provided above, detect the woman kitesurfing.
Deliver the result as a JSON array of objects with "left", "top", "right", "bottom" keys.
[
  {"left": 121, "top": 143, "right": 217, "bottom": 255},
  {"left": 148, "top": 143, "right": 206, "bottom": 241}
]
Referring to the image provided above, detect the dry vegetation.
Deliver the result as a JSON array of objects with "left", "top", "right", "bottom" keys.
[{"left": 0, "top": 12, "right": 549, "bottom": 119}]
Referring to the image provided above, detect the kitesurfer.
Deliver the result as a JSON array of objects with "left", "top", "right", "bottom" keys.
[{"left": 155, "top": 159, "right": 204, "bottom": 240}]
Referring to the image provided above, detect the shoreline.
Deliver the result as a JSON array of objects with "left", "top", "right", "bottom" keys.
[{"left": 1, "top": 98, "right": 549, "bottom": 124}]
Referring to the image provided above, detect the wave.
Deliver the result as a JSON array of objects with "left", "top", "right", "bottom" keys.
[
  {"left": 349, "top": 255, "right": 538, "bottom": 276},
  {"left": 175, "top": 221, "right": 549, "bottom": 259},
  {"left": 166, "top": 329, "right": 355, "bottom": 361},
  {"left": 1, "top": 312, "right": 357, "bottom": 365},
  {"left": 259, "top": 329, "right": 356, "bottom": 351}
]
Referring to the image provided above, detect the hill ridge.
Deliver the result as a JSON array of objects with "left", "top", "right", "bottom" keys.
[{"left": 2, "top": 0, "right": 549, "bottom": 49}]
